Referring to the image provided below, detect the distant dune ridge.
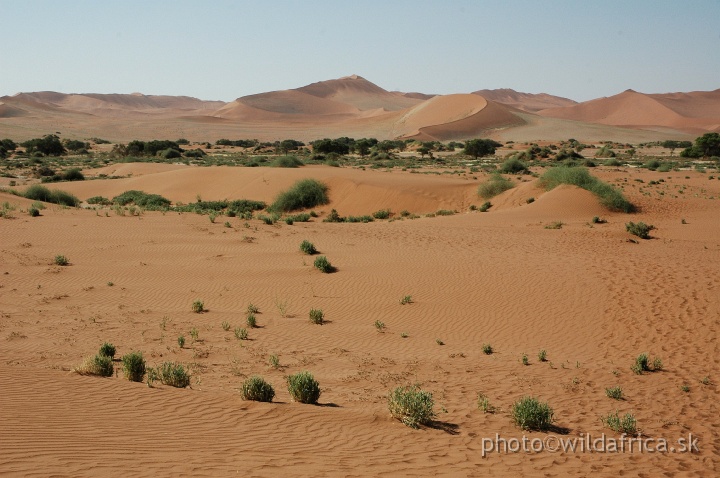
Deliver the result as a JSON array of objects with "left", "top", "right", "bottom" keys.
[{"left": 0, "top": 75, "right": 715, "bottom": 142}]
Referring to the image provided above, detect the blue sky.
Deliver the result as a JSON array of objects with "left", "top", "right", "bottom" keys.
[{"left": 1, "top": 0, "right": 718, "bottom": 102}]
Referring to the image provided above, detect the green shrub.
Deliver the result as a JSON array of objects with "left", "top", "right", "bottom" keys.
[
  {"left": 191, "top": 299, "right": 204, "bottom": 313},
  {"left": 482, "top": 344, "right": 493, "bottom": 355},
  {"left": 400, "top": 295, "right": 412, "bottom": 305},
  {"left": 314, "top": 256, "right": 334, "bottom": 273},
  {"left": 157, "top": 362, "right": 191, "bottom": 388},
  {"left": 309, "top": 308, "right": 324, "bottom": 325},
  {"left": 522, "top": 353, "right": 529, "bottom": 365},
  {"left": 271, "top": 179, "right": 329, "bottom": 212},
  {"left": 98, "top": 342, "right": 116, "bottom": 358},
  {"left": 235, "top": 327, "right": 248, "bottom": 340},
  {"left": 602, "top": 411, "right": 637, "bottom": 434},
  {"left": 29, "top": 207, "right": 40, "bottom": 217},
  {"left": 87, "top": 196, "right": 111, "bottom": 205},
  {"left": 479, "top": 201, "right": 492, "bottom": 212},
  {"left": 372, "top": 209, "right": 391, "bottom": 219},
  {"left": 477, "top": 393, "right": 495, "bottom": 413},
  {"left": 605, "top": 386, "right": 623, "bottom": 400},
  {"left": 177, "top": 335, "right": 185, "bottom": 348},
  {"left": 221, "top": 321, "right": 230, "bottom": 331},
  {"left": 478, "top": 174, "right": 514, "bottom": 199},
  {"left": 652, "top": 357, "right": 663, "bottom": 371},
  {"left": 538, "top": 350, "right": 547, "bottom": 362},
  {"left": 631, "top": 353, "right": 650, "bottom": 374},
  {"left": 539, "top": 167, "right": 635, "bottom": 213},
  {"left": 625, "top": 222, "right": 655, "bottom": 239},
  {"left": 121, "top": 351, "right": 146, "bottom": 382},
  {"left": 300, "top": 240, "right": 317, "bottom": 255},
  {"left": 511, "top": 396, "right": 554, "bottom": 431},
  {"left": 23, "top": 185, "right": 80, "bottom": 207},
  {"left": 272, "top": 155, "right": 304, "bottom": 168},
  {"left": 374, "top": 320, "right": 385, "bottom": 332},
  {"left": 112, "top": 190, "right": 171, "bottom": 208},
  {"left": 75, "top": 354, "right": 113, "bottom": 377},
  {"left": 287, "top": 371, "right": 321, "bottom": 404},
  {"left": 388, "top": 385, "right": 436, "bottom": 428},
  {"left": 54, "top": 255, "right": 69, "bottom": 266},
  {"left": 241, "top": 376, "right": 275, "bottom": 402},
  {"left": 499, "top": 157, "right": 528, "bottom": 174},
  {"left": 247, "top": 303, "right": 260, "bottom": 314},
  {"left": 246, "top": 313, "right": 257, "bottom": 328}
]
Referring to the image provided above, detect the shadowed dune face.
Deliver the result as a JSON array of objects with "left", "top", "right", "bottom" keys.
[
  {"left": 1, "top": 76, "right": 708, "bottom": 142},
  {"left": 1, "top": 164, "right": 719, "bottom": 476}
]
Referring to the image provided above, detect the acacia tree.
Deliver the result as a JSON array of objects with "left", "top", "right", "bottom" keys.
[
  {"left": 463, "top": 139, "right": 501, "bottom": 159},
  {"left": 681, "top": 133, "right": 720, "bottom": 158}
]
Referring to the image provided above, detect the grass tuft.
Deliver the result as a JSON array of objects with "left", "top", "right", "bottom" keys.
[
  {"left": 511, "top": 396, "right": 554, "bottom": 430},
  {"left": 241, "top": 375, "right": 275, "bottom": 402},
  {"left": 287, "top": 371, "right": 321, "bottom": 404},
  {"left": 388, "top": 385, "right": 436, "bottom": 428},
  {"left": 271, "top": 179, "right": 329, "bottom": 212},
  {"left": 539, "top": 167, "right": 635, "bottom": 212}
]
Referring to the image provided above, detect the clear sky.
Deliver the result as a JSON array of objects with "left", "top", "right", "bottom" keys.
[{"left": 1, "top": 0, "right": 718, "bottom": 102}]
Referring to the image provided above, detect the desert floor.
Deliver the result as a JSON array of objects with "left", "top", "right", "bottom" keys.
[{"left": 1, "top": 164, "right": 718, "bottom": 476}]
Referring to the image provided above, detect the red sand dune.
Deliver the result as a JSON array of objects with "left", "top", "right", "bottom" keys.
[
  {"left": 538, "top": 89, "right": 720, "bottom": 134},
  {"left": 473, "top": 88, "right": 577, "bottom": 113}
]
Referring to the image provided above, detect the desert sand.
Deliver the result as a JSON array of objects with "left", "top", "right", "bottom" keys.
[{"left": 1, "top": 162, "right": 718, "bottom": 476}]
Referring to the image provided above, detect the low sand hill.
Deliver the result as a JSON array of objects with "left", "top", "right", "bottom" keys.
[
  {"left": 1, "top": 165, "right": 718, "bottom": 476},
  {"left": 473, "top": 88, "right": 577, "bottom": 112},
  {"left": 538, "top": 89, "right": 720, "bottom": 134}
]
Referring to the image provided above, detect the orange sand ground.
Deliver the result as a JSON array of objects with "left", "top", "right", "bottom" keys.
[{"left": 1, "top": 165, "right": 719, "bottom": 476}]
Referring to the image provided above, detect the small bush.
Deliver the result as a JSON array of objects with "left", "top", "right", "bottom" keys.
[
  {"left": 235, "top": 327, "right": 248, "bottom": 340},
  {"left": 98, "top": 342, "right": 116, "bottom": 358},
  {"left": 29, "top": 207, "right": 40, "bottom": 217},
  {"left": 121, "top": 351, "right": 146, "bottom": 382},
  {"left": 272, "top": 155, "right": 304, "bottom": 168},
  {"left": 605, "top": 386, "right": 623, "bottom": 400},
  {"left": 191, "top": 299, "right": 204, "bottom": 313},
  {"left": 23, "top": 185, "right": 80, "bottom": 207},
  {"left": 538, "top": 350, "right": 547, "bottom": 362},
  {"left": 602, "top": 411, "right": 637, "bottom": 434},
  {"left": 631, "top": 353, "right": 650, "bottom": 374},
  {"left": 54, "top": 255, "right": 69, "bottom": 266},
  {"left": 478, "top": 174, "right": 514, "bottom": 199},
  {"left": 477, "top": 393, "right": 495, "bottom": 413},
  {"left": 479, "top": 201, "right": 492, "bottom": 212},
  {"left": 287, "top": 371, "right": 321, "bottom": 404},
  {"left": 522, "top": 353, "right": 529, "bottom": 365},
  {"left": 247, "top": 303, "right": 259, "bottom": 314},
  {"left": 482, "top": 344, "right": 493, "bottom": 355},
  {"left": 400, "top": 295, "right": 412, "bottom": 305},
  {"left": 241, "top": 376, "right": 275, "bottom": 402},
  {"left": 314, "top": 256, "right": 334, "bottom": 273},
  {"left": 374, "top": 320, "right": 385, "bottom": 332},
  {"left": 246, "top": 313, "right": 257, "bottom": 328},
  {"left": 388, "top": 385, "right": 436, "bottom": 428},
  {"left": 177, "top": 335, "right": 185, "bottom": 348},
  {"left": 499, "top": 157, "right": 528, "bottom": 174},
  {"left": 511, "top": 396, "right": 554, "bottom": 431},
  {"left": 652, "top": 357, "right": 663, "bottom": 371},
  {"left": 221, "top": 321, "right": 230, "bottom": 331},
  {"left": 544, "top": 221, "right": 564, "bottom": 230},
  {"left": 309, "top": 308, "right": 324, "bottom": 325},
  {"left": 300, "top": 240, "right": 317, "bottom": 255},
  {"left": 625, "top": 222, "right": 655, "bottom": 239},
  {"left": 157, "top": 362, "right": 191, "bottom": 388},
  {"left": 372, "top": 209, "right": 391, "bottom": 219},
  {"left": 75, "top": 354, "right": 113, "bottom": 377},
  {"left": 271, "top": 179, "right": 329, "bottom": 212}
]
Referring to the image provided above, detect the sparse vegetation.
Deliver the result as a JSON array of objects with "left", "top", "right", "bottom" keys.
[
  {"left": 246, "top": 313, "right": 257, "bottom": 328},
  {"left": 287, "top": 371, "right": 321, "bottom": 404},
  {"left": 400, "top": 295, "right": 412, "bottom": 305},
  {"left": 605, "top": 386, "right": 624, "bottom": 400},
  {"left": 156, "top": 361, "right": 191, "bottom": 388},
  {"left": 309, "top": 308, "right": 324, "bottom": 325},
  {"left": 374, "top": 320, "right": 385, "bottom": 332},
  {"left": 478, "top": 174, "right": 514, "bottom": 199},
  {"left": 191, "top": 299, "right": 204, "bottom": 313},
  {"left": 314, "top": 255, "right": 334, "bottom": 273},
  {"left": 602, "top": 411, "right": 637, "bottom": 434},
  {"left": 54, "top": 255, "right": 69, "bottom": 266},
  {"left": 241, "top": 376, "right": 275, "bottom": 402},
  {"left": 477, "top": 393, "right": 495, "bottom": 413},
  {"left": 98, "top": 342, "right": 116, "bottom": 358},
  {"left": 538, "top": 350, "right": 547, "bottom": 362},
  {"left": 522, "top": 353, "right": 529, "bottom": 365},
  {"left": 75, "top": 354, "right": 113, "bottom": 377},
  {"left": 300, "top": 240, "right": 317, "bottom": 255},
  {"left": 235, "top": 327, "right": 248, "bottom": 340},
  {"left": 482, "top": 344, "right": 493, "bottom": 355},
  {"left": 121, "top": 351, "right": 146, "bottom": 382},
  {"left": 511, "top": 396, "right": 554, "bottom": 431},
  {"left": 269, "top": 354, "right": 280, "bottom": 369},
  {"left": 388, "top": 385, "right": 436, "bottom": 428},
  {"left": 625, "top": 222, "right": 655, "bottom": 239}
]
